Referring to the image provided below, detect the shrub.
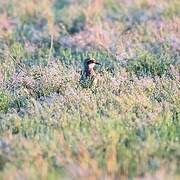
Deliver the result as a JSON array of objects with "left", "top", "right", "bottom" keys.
[
  {"left": 126, "top": 49, "right": 171, "bottom": 77},
  {"left": 68, "top": 14, "right": 86, "bottom": 34}
]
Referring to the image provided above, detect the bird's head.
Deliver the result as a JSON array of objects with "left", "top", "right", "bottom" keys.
[{"left": 84, "top": 58, "right": 101, "bottom": 69}]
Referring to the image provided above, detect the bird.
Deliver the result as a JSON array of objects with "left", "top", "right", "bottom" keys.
[{"left": 80, "top": 58, "right": 101, "bottom": 88}]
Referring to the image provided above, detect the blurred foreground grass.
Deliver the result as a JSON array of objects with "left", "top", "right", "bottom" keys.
[{"left": 0, "top": 0, "right": 179, "bottom": 179}]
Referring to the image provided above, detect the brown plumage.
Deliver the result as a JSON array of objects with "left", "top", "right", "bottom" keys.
[{"left": 80, "top": 58, "right": 101, "bottom": 87}]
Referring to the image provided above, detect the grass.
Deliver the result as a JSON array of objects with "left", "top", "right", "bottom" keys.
[{"left": 0, "top": 0, "right": 179, "bottom": 179}]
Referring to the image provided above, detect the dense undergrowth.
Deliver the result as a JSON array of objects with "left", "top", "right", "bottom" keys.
[{"left": 0, "top": 0, "right": 179, "bottom": 179}]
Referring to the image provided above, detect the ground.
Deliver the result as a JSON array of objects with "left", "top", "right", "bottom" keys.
[{"left": 0, "top": 0, "right": 179, "bottom": 179}]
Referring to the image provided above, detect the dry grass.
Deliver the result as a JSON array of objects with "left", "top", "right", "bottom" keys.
[{"left": 0, "top": 0, "right": 179, "bottom": 179}]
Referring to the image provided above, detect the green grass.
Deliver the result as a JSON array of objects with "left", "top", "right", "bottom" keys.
[
  {"left": 126, "top": 49, "right": 173, "bottom": 77},
  {"left": 0, "top": 0, "right": 179, "bottom": 179},
  {"left": 0, "top": 91, "right": 9, "bottom": 113}
]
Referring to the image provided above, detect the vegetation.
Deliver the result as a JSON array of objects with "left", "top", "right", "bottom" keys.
[{"left": 0, "top": 0, "right": 179, "bottom": 179}]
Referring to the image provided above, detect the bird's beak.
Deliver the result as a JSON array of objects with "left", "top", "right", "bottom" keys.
[{"left": 95, "top": 62, "right": 101, "bottom": 65}]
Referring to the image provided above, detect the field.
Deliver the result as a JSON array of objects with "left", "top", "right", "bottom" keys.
[{"left": 0, "top": 0, "right": 179, "bottom": 179}]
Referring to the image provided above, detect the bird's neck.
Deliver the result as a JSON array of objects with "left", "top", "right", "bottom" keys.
[{"left": 85, "top": 67, "right": 95, "bottom": 77}]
